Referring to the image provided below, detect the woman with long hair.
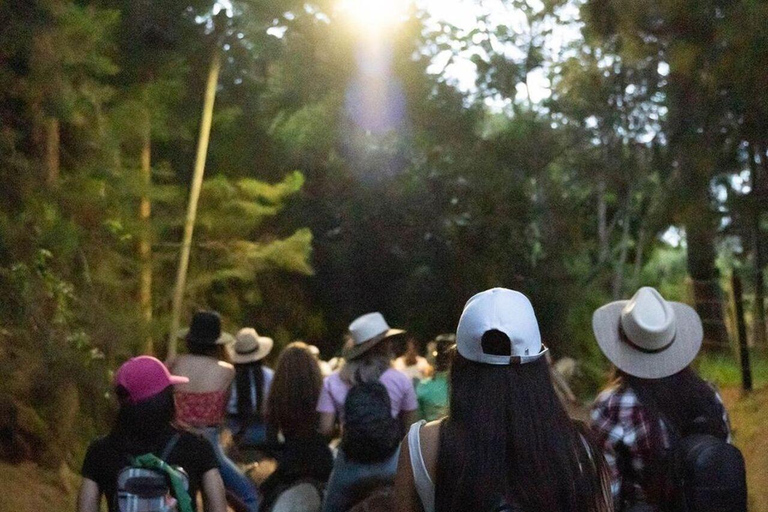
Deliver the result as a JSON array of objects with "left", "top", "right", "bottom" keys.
[
  {"left": 317, "top": 312, "right": 418, "bottom": 437},
  {"left": 168, "top": 311, "right": 261, "bottom": 512},
  {"left": 395, "top": 288, "right": 613, "bottom": 512},
  {"left": 590, "top": 287, "right": 732, "bottom": 510},
  {"left": 78, "top": 356, "right": 226, "bottom": 512},
  {"left": 227, "top": 328, "right": 274, "bottom": 446},
  {"left": 259, "top": 342, "right": 333, "bottom": 510}
]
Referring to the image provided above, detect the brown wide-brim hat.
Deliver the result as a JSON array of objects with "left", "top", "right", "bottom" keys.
[{"left": 593, "top": 298, "right": 703, "bottom": 379}]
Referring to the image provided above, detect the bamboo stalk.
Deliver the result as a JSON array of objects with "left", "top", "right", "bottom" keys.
[
  {"left": 168, "top": 50, "right": 222, "bottom": 359},
  {"left": 140, "top": 108, "right": 153, "bottom": 354}
]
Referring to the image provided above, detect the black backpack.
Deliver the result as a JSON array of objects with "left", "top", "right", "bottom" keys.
[
  {"left": 669, "top": 432, "right": 747, "bottom": 512},
  {"left": 631, "top": 414, "right": 748, "bottom": 512},
  {"left": 341, "top": 381, "right": 400, "bottom": 464}
]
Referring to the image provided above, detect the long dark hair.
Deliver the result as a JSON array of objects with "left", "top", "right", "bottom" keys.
[
  {"left": 615, "top": 367, "right": 728, "bottom": 504},
  {"left": 234, "top": 360, "right": 266, "bottom": 423},
  {"left": 266, "top": 341, "right": 324, "bottom": 440},
  {"left": 435, "top": 331, "right": 612, "bottom": 512},
  {"left": 112, "top": 386, "right": 176, "bottom": 452}
]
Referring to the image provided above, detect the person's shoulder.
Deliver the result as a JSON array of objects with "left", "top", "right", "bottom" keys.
[
  {"left": 323, "top": 371, "right": 344, "bottom": 390},
  {"left": 85, "top": 434, "right": 113, "bottom": 455},
  {"left": 217, "top": 360, "right": 235, "bottom": 373},
  {"left": 383, "top": 366, "right": 412, "bottom": 384},
  {"left": 325, "top": 371, "right": 342, "bottom": 383},
  {"left": 174, "top": 428, "right": 213, "bottom": 450},
  {"left": 593, "top": 382, "right": 632, "bottom": 406}
]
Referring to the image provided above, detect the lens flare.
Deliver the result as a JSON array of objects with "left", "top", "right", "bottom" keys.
[{"left": 337, "top": 0, "right": 411, "bottom": 33}]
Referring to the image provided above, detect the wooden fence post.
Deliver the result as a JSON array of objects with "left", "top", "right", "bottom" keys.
[{"left": 732, "top": 270, "right": 753, "bottom": 392}]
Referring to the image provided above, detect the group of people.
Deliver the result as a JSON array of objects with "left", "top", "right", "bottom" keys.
[{"left": 77, "top": 285, "right": 744, "bottom": 512}]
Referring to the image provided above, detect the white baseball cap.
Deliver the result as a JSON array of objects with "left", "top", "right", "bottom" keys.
[{"left": 456, "top": 288, "right": 548, "bottom": 365}]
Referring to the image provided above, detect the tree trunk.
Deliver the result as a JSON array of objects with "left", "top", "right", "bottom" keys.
[
  {"left": 612, "top": 207, "right": 632, "bottom": 299},
  {"left": 633, "top": 223, "right": 647, "bottom": 287},
  {"left": 747, "top": 141, "right": 767, "bottom": 348},
  {"left": 752, "top": 211, "right": 766, "bottom": 348},
  {"left": 44, "top": 117, "right": 60, "bottom": 188},
  {"left": 597, "top": 175, "right": 609, "bottom": 264},
  {"left": 139, "top": 109, "right": 153, "bottom": 354},
  {"left": 168, "top": 50, "right": 222, "bottom": 359},
  {"left": 686, "top": 212, "right": 730, "bottom": 350}
]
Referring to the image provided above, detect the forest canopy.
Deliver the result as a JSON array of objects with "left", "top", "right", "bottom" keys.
[{"left": 0, "top": 0, "right": 766, "bottom": 466}]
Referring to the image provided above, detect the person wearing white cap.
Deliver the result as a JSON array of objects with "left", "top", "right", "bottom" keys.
[
  {"left": 225, "top": 327, "right": 275, "bottom": 446},
  {"left": 589, "top": 287, "right": 734, "bottom": 510},
  {"left": 394, "top": 288, "right": 612, "bottom": 512}
]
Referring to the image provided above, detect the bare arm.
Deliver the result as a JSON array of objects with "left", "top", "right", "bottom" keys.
[
  {"left": 318, "top": 412, "right": 336, "bottom": 438},
  {"left": 394, "top": 439, "right": 424, "bottom": 512},
  {"left": 201, "top": 469, "right": 227, "bottom": 512},
  {"left": 76, "top": 478, "right": 100, "bottom": 512}
]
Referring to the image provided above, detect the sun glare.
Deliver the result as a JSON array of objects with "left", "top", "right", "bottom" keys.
[{"left": 337, "top": 0, "right": 412, "bottom": 33}]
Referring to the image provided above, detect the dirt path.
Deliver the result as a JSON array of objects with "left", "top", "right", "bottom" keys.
[
  {"left": 0, "top": 461, "right": 79, "bottom": 512},
  {"left": 720, "top": 386, "right": 768, "bottom": 512}
]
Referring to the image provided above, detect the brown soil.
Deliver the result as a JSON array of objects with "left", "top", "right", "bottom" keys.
[
  {"left": 720, "top": 386, "right": 768, "bottom": 512},
  {"left": 0, "top": 461, "right": 78, "bottom": 512}
]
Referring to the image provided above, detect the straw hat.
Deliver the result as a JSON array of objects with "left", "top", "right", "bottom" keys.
[
  {"left": 592, "top": 287, "right": 703, "bottom": 379},
  {"left": 230, "top": 328, "right": 274, "bottom": 364},
  {"left": 345, "top": 312, "right": 405, "bottom": 360}
]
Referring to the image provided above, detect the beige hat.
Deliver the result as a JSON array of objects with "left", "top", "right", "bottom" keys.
[
  {"left": 345, "top": 312, "right": 405, "bottom": 360},
  {"left": 230, "top": 328, "right": 274, "bottom": 364},
  {"left": 592, "top": 287, "right": 703, "bottom": 379}
]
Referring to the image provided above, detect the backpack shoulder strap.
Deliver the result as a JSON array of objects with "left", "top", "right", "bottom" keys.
[{"left": 161, "top": 433, "right": 182, "bottom": 461}]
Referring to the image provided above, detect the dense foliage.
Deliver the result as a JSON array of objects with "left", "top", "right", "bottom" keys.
[{"left": 0, "top": 0, "right": 765, "bottom": 465}]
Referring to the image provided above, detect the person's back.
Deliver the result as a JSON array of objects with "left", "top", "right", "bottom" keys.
[
  {"left": 77, "top": 356, "right": 226, "bottom": 512},
  {"left": 317, "top": 312, "right": 418, "bottom": 438},
  {"left": 394, "top": 288, "right": 613, "bottom": 512},
  {"left": 589, "top": 288, "right": 739, "bottom": 511},
  {"left": 416, "top": 335, "right": 454, "bottom": 421},
  {"left": 170, "top": 353, "right": 234, "bottom": 428},
  {"left": 415, "top": 374, "right": 449, "bottom": 422},
  {"left": 324, "top": 381, "right": 401, "bottom": 512},
  {"left": 260, "top": 342, "right": 333, "bottom": 512},
  {"left": 168, "top": 311, "right": 261, "bottom": 512},
  {"left": 226, "top": 328, "right": 275, "bottom": 446}
]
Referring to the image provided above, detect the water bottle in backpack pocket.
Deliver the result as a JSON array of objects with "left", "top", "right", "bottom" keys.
[{"left": 115, "top": 433, "right": 192, "bottom": 512}]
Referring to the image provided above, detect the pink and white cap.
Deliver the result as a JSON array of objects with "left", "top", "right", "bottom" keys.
[
  {"left": 456, "top": 288, "right": 548, "bottom": 365},
  {"left": 114, "top": 356, "right": 189, "bottom": 404}
]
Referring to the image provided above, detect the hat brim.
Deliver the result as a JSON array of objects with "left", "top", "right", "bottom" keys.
[
  {"left": 592, "top": 300, "right": 703, "bottom": 379},
  {"left": 177, "top": 328, "right": 236, "bottom": 346},
  {"left": 344, "top": 328, "right": 405, "bottom": 361},
  {"left": 169, "top": 375, "right": 190, "bottom": 385},
  {"left": 229, "top": 337, "right": 274, "bottom": 364}
]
